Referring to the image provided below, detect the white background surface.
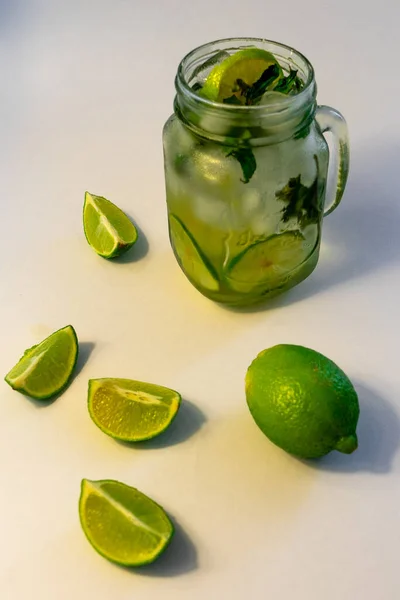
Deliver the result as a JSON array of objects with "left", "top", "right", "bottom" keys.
[{"left": 1, "top": 1, "right": 400, "bottom": 598}]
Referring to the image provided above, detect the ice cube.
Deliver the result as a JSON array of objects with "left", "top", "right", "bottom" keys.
[
  {"left": 165, "top": 168, "right": 189, "bottom": 199},
  {"left": 250, "top": 212, "right": 278, "bottom": 236},
  {"left": 192, "top": 145, "right": 238, "bottom": 188},
  {"left": 197, "top": 113, "right": 233, "bottom": 137},
  {"left": 240, "top": 188, "right": 261, "bottom": 213},
  {"left": 164, "top": 117, "right": 199, "bottom": 176},
  {"left": 193, "top": 194, "right": 231, "bottom": 228},
  {"left": 167, "top": 119, "right": 196, "bottom": 155},
  {"left": 259, "top": 91, "right": 288, "bottom": 106}
]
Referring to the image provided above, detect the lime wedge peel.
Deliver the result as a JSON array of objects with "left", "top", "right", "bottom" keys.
[
  {"left": 83, "top": 192, "right": 138, "bottom": 259},
  {"left": 79, "top": 479, "right": 174, "bottom": 567},
  {"left": 4, "top": 325, "right": 79, "bottom": 400},
  {"left": 88, "top": 378, "right": 181, "bottom": 442},
  {"left": 169, "top": 214, "right": 219, "bottom": 292}
]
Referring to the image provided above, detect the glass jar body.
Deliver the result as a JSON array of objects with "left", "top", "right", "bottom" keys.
[
  {"left": 163, "top": 115, "right": 329, "bottom": 305},
  {"left": 163, "top": 38, "right": 348, "bottom": 306}
]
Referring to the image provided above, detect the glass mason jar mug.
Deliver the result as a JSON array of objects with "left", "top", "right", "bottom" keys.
[{"left": 163, "top": 38, "right": 349, "bottom": 306}]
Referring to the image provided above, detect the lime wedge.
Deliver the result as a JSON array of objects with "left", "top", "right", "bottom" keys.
[
  {"left": 169, "top": 214, "right": 219, "bottom": 291},
  {"left": 88, "top": 378, "right": 181, "bottom": 442},
  {"left": 79, "top": 479, "right": 174, "bottom": 566},
  {"left": 226, "top": 231, "right": 308, "bottom": 292},
  {"left": 4, "top": 325, "right": 78, "bottom": 399},
  {"left": 201, "top": 48, "right": 282, "bottom": 103},
  {"left": 83, "top": 191, "right": 138, "bottom": 259}
]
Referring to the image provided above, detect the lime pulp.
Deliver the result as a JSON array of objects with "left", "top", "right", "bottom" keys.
[
  {"left": 88, "top": 378, "right": 181, "bottom": 442},
  {"left": 79, "top": 479, "right": 174, "bottom": 566},
  {"left": 83, "top": 192, "right": 138, "bottom": 259}
]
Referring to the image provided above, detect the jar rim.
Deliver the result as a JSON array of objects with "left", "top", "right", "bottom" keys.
[{"left": 176, "top": 37, "right": 315, "bottom": 114}]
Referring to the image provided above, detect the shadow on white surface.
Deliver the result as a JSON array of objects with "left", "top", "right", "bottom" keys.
[
  {"left": 112, "top": 216, "right": 149, "bottom": 264},
  {"left": 17, "top": 391, "right": 59, "bottom": 408},
  {"left": 221, "top": 146, "right": 400, "bottom": 313},
  {"left": 118, "top": 399, "right": 206, "bottom": 449},
  {"left": 125, "top": 518, "right": 198, "bottom": 577},
  {"left": 307, "top": 383, "right": 400, "bottom": 474},
  {"left": 75, "top": 341, "right": 96, "bottom": 377},
  {"left": 285, "top": 202, "right": 400, "bottom": 303}
]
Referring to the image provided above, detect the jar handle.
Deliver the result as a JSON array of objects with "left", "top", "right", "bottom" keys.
[{"left": 315, "top": 105, "right": 350, "bottom": 216}]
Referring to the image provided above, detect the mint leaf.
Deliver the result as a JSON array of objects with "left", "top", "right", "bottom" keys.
[
  {"left": 241, "top": 64, "right": 281, "bottom": 105},
  {"left": 273, "top": 69, "right": 299, "bottom": 94},
  {"left": 227, "top": 147, "right": 257, "bottom": 184},
  {"left": 174, "top": 153, "right": 189, "bottom": 174},
  {"left": 276, "top": 159, "right": 320, "bottom": 227},
  {"left": 191, "top": 82, "right": 203, "bottom": 93}
]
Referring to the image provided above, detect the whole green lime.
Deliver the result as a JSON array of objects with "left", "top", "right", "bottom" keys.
[{"left": 245, "top": 344, "right": 359, "bottom": 458}]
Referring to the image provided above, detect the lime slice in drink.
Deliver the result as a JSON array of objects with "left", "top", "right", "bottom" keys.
[
  {"left": 83, "top": 191, "right": 138, "bottom": 258},
  {"left": 226, "top": 231, "right": 308, "bottom": 292},
  {"left": 88, "top": 378, "right": 181, "bottom": 442},
  {"left": 4, "top": 325, "right": 78, "bottom": 400},
  {"left": 201, "top": 48, "right": 282, "bottom": 103},
  {"left": 169, "top": 214, "right": 219, "bottom": 291},
  {"left": 79, "top": 479, "right": 174, "bottom": 566}
]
